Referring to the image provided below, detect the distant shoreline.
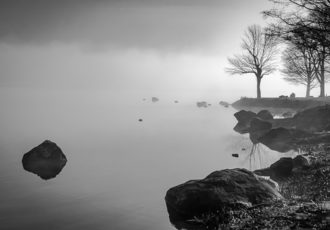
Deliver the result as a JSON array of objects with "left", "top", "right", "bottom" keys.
[{"left": 231, "top": 97, "right": 330, "bottom": 113}]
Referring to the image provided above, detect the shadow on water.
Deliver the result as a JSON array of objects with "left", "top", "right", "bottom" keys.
[{"left": 22, "top": 140, "right": 67, "bottom": 180}]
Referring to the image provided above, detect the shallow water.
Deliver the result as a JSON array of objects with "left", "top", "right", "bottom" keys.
[{"left": 0, "top": 89, "right": 294, "bottom": 230}]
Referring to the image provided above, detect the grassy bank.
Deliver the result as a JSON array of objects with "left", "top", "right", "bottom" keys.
[{"left": 232, "top": 97, "right": 330, "bottom": 113}]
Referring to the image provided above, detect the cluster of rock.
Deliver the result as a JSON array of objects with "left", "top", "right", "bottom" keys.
[{"left": 234, "top": 105, "right": 330, "bottom": 152}]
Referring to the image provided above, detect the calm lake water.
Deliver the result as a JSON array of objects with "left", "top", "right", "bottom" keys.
[{"left": 0, "top": 89, "right": 294, "bottom": 230}]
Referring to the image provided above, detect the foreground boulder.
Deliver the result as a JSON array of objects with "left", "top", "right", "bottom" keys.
[
  {"left": 22, "top": 140, "right": 67, "bottom": 180},
  {"left": 165, "top": 168, "right": 282, "bottom": 222}
]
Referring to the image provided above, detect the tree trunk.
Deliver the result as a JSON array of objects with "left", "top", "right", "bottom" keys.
[
  {"left": 319, "top": 61, "right": 325, "bottom": 97},
  {"left": 256, "top": 77, "right": 262, "bottom": 99},
  {"left": 306, "top": 81, "right": 311, "bottom": 97}
]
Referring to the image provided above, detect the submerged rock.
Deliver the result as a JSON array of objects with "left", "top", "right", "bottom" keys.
[
  {"left": 165, "top": 168, "right": 282, "bottom": 222},
  {"left": 22, "top": 140, "right": 67, "bottom": 180},
  {"left": 232, "top": 153, "right": 239, "bottom": 158}
]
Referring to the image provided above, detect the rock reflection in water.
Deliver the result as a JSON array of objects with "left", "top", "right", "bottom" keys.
[{"left": 22, "top": 140, "right": 67, "bottom": 180}]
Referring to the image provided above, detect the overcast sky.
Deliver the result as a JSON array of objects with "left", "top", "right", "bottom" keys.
[{"left": 0, "top": 0, "right": 323, "bottom": 101}]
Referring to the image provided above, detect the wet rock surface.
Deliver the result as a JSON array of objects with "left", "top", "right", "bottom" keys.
[
  {"left": 22, "top": 140, "right": 67, "bottom": 180},
  {"left": 165, "top": 168, "right": 282, "bottom": 223}
]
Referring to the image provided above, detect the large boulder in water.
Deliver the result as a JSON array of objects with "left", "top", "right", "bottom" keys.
[
  {"left": 233, "top": 110, "right": 257, "bottom": 133},
  {"left": 249, "top": 118, "right": 272, "bottom": 144},
  {"left": 22, "top": 140, "right": 67, "bottom": 180},
  {"left": 165, "top": 168, "right": 282, "bottom": 222}
]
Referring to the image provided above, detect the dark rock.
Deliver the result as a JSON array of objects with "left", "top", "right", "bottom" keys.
[
  {"left": 257, "top": 110, "right": 273, "bottom": 120},
  {"left": 249, "top": 118, "right": 272, "bottom": 144},
  {"left": 270, "top": 157, "right": 293, "bottom": 178},
  {"left": 22, "top": 140, "right": 67, "bottom": 180},
  {"left": 152, "top": 97, "right": 159, "bottom": 102},
  {"left": 232, "top": 153, "right": 239, "bottom": 158},
  {"left": 138, "top": 119, "right": 143, "bottom": 122},
  {"left": 242, "top": 148, "right": 246, "bottom": 151},
  {"left": 255, "top": 157, "right": 293, "bottom": 180},
  {"left": 293, "top": 155, "right": 309, "bottom": 168},
  {"left": 219, "top": 101, "right": 230, "bottom": 107},
  {"left": 196, "top": 101, "right": 208, "bottom": 108},
  {"left": 174, "top": 100, "right": 179, "bottom": 103},
  {"left": 290, "top": 105, "right": 330, "bottom": 132},
  {"left": 258, "top": 127, "right": 312, "bottom": 152},
  {"left": 165, "top": 168, "right": 282, "bottom": 222},
  {"left": 233, "top": 110, "right": 257, "bottom": 134}
]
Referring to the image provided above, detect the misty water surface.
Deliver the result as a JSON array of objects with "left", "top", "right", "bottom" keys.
[{"left": 0, "top": 89, "right": 294, "bottom": 230}]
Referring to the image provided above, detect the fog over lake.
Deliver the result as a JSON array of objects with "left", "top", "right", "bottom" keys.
[{"left": 0, "top": 0, "right": 318, "bottom": 229}]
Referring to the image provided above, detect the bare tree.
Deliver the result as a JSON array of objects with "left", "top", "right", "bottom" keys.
[
  {"left": 264, "top": 0, "right": 330, "bottom": 97},
  {"left": 226, "top": 25, "right": 278, "bottom": 98},
  {"left": 281, "top": 45, "right": 317, "bottom": 97}
]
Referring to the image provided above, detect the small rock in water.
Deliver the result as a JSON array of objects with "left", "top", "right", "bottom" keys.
[
  {"left": 174, "top": 100, "right": 179, "bottom": 103},
  {"left": 232, "top": 153, "right": 239, "bottom": 158},
  {"left": 152, "top": 97, "right": 159, "bottom": 102},
  {"left": 242, "top": 148, "right": 246, "bottom": 151},
  {"left": 138, "top": 119, "right": 143, "bottom": 122},
  {"left": 22, "top": 140, "right": 67, "bottom": 180},
  {"left": 196, "top": 101, "right": 208, "bottom": 108}
]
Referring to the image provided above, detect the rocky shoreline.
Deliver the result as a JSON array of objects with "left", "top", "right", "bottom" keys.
[{"left": 165, "top": 104, "right": 330, "bottom": 229}]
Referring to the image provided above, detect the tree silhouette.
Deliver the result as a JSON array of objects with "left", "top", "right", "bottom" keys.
[
  {"left": 226, "top": 25, "right": 278, "bottom": 98},
  {"left": 282, "top": 45, "right": 318, "bottom": 97}
]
